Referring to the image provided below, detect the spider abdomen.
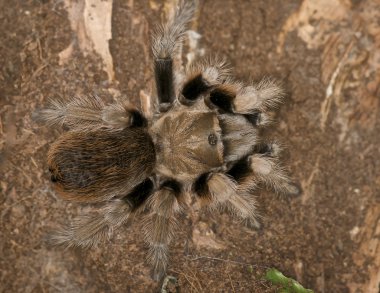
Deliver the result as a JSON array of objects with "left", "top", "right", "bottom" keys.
[{"left": 48, "top": 128, "right": 156, "bottom": 202}]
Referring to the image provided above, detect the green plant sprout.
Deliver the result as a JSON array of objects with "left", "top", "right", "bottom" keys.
[{"left": 265, "top": 268, "right": 314, "bottom": 293}]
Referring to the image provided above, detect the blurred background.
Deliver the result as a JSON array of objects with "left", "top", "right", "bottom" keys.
[{"left": 0, "top": 0, "right": 379, "bottom": 292}]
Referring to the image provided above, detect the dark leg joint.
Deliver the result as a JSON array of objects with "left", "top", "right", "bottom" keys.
[
  {"left": 130, "top": 110, "right": 147, "bottom": 127},
  {"left": 193, "top": 173, "right": 211, "bottom": 198},
  {"left": 123, "top": 178, "right": 154, "bottom": 211},
  {"left": 253, "top": 143, "right": 276, "bottom": 157},
  {"left": 227, "top": 157, "right": 251, "bottom": 181},
  {"left": 244, "top": 111, "right": 261, "bottom": 126},
  {"left": 161, "top": 180, "right": 182, "bottom": 196},
  {"left": 155, "top": 59, "right": 175, "bottom": 104},
  {"left": 181, "top": 74, "right": 211, "bottom": 103},
  {"left": 206, "top": 88, "right": 235, "bottom": 113}
]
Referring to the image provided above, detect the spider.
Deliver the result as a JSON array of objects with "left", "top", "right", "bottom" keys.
[{"left": 40, "top": 0, "right": 299, "bottom": 280}]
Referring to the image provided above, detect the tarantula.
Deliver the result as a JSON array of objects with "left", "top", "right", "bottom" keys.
[{"left": 40, "top": 0, "right": 299, "bottom": 280}]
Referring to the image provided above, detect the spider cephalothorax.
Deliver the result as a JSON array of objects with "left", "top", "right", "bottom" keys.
[{"left": 41, "top": 0, "right": 299, "bottom": 280}]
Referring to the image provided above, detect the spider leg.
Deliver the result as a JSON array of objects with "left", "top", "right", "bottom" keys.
[
  {"left": 179, "top": 57, "right": 231, "bottom": 104},
  {"left": 248, "top": 154, "right": 300, "bottom": 196},
  {"left": 229, "top": 142, "right": 300, "bottom": 197},
  {"left": 143, "top": 180, "right": 184, "bottom": 281},
  {"left": 50, "top": 178, "right": 154, "bottom": 248},
  {"left": 49, "top": 199, "right": 132, "bottom": 248},
  {"left": 202, "top": 77, "right": 284, "bottom": 127},
  {"left": 194, "top": 172, "right": 260, "bottom": 228},
  {"left": 217, "top": 113, "right": 258, "bottom": 162},
  {"left": 232, "top": 77, "right": 285, "bottom": 114},
  {"left": 152, "top": 0, "right": 196, "bottom": 109},
  {"left": 39, "top": 96, "right": 146, "bottom": 130}
]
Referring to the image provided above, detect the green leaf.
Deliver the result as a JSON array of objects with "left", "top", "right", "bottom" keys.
[
  {"left": 264, "top": 268, "right": 315, "bottom": 293},
  {"left": 265, "top": 268, "right": 289, "bottom": 286},
  {"left": 290, "top": 280, "right": 311, "bottom": 293}
]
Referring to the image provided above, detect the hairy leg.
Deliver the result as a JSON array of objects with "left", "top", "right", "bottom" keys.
[
  {"left": 179, "top": 57, "right": 231, "bottom": 103},
  {"left": 194, "top": 172, "right": 260, "bottom": 228},
  {"left": 143, "top": 180, "right": 184, "bottom": 280},
  {"left": 201, "top": 77, "right": 284, "bottom": 127},
  {"left": 217, "top": 114, "right": 258, "bottom": 162},
  {"left": 152, "top": 0, "right": 196, "bottom": 108},
  {"left": 228, "top": 142, "right": 300, "bottom": 197},
  {"left": 38, "top": 96, "right": 146, "bottom": 131},
  {"left": 49, "top": 178, "right": 154, "bottom": 248},
  {"left": 248, "top": 153, "right": 300, "bottom": 196},
  {"left": 233, "top": 77, "right": 285, "bottom": 114}
]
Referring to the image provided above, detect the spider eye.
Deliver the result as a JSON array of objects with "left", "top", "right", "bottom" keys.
[{"left": 208, "top": 133, "right": 218, "bottom": 145}]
